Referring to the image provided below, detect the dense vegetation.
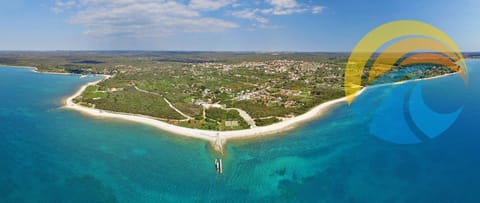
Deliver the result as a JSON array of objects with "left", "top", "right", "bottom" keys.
[{"left": 255, "top": 117, "right": 281, "bottom": 127}]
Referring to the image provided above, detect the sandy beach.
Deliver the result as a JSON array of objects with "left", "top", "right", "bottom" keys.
[{"left": 61, "top": 70, "right": 458, "bottom": 151}]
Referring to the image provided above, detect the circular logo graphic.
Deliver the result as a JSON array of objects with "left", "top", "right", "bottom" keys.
[{"left": 344, "top": 20, "right": 468, "bottom": 144}]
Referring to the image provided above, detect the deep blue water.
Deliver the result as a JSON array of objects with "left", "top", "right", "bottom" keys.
[{"left": 0, "top": 62, "right": 479, "bottom": 202}]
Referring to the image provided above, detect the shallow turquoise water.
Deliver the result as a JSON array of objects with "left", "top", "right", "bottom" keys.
[{"left": 1, "top": 63, "right": 479, "bottom": 202}]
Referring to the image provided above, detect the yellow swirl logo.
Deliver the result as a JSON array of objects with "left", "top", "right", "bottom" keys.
[
  {"left": 345, "top": 20, "right": 469, "bottom": 144},
  {"left": 345, "top": 20, "right": 468, "bottom": 103}
]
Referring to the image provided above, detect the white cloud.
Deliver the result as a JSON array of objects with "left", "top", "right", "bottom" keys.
[
  {"left": 230, "top": 0, "right": 323, "bottom": 29},
  {"left": 189, "top": 0, "right": 234, "bottom": 11},
  {"left": 263, "top": 0, "right": 323, "bottom": 15},
  {"left": 52, "top": 0, "right": 323, "bottom": 36},
  {"left": 267, "top": 0, "right": 297, "bottom": 9},
  {"left": 231, "top": 9, "right": 269, "bottom": 24},
  {"left": 51, "top": 0, "right": 76, "bottom": 13},
  {"left": 264, "top": 0, "right": 300, "bottom": 15},
  {"left": 54, "top": 0, "right": 238, "bottom": 37},
  {"left": 312, "top": 6, "right": 324, "bottom": 14}
]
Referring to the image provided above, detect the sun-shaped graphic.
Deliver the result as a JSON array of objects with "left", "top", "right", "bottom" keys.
[{"left": 345, "top": 20, "right": 468, "bottom": 144}]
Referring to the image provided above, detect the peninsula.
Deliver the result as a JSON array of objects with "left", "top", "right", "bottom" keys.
[{"left": 0, "top": 51, "right": 457, "bottom": 151}]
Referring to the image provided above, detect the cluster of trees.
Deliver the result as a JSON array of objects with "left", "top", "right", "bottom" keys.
[{"left": 254, "top": 117, "right": 281, "bottom": 126}]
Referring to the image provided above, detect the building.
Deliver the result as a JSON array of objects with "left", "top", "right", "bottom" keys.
[{"left": 225, "top": 121, "right": 239, "bottom": 127}]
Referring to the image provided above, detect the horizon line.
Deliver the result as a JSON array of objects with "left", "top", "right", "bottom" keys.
[{"left": 1, "top": 50, "right": 480, "bottom": 54}]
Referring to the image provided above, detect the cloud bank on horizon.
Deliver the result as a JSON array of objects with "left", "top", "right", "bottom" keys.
[{"left": 51, "top": 0, "right": 324, "bottom": 37}]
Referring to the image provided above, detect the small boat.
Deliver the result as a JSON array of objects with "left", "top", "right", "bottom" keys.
[
  {"left": 214, "top": 158, "right": 223, "bottom": 174},
  {"left": 219, "top": 159, "right": 223, "bottom": 174}
]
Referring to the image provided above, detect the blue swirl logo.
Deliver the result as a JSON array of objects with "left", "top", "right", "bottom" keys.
[{"left": 345, "top": 20, "right": 468, "bottom": 144}]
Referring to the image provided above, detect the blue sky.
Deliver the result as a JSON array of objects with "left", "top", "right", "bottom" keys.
[{"left": 0, "top": 0, "right": 479, "bottom": 51}]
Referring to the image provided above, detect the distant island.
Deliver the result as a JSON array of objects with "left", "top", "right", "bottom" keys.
[{"left": 0, "top": 51, "right": 458, "bottom": 151}]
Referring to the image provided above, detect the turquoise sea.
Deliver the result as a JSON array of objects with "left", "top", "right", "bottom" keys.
[{"left": 1, "top": 61, "right": 479, "bottom": 202}]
